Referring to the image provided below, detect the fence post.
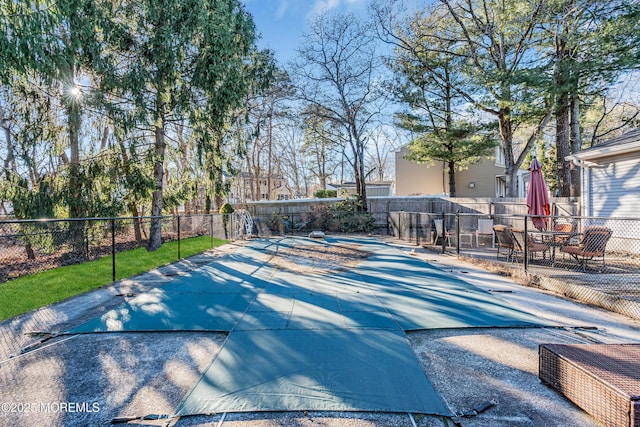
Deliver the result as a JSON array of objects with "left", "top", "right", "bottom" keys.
[
  {"left": 210, "top": 214, "right": 214, "bottom": 248},
  {"left": 415, "top": 213, "right": 419, "bottom": 246},
  {"left": 386, "top": 212, "right": 390, "bottom": 236},
  {"left": 84, "top": 221, "right": 89, "bottom": 259},
  {"left": 456, "top": 212, "right": 461, "bottom": 255},
  {"left": 177, "top": 215, "right": 181, "bottom": 260},
  {"left": 111, "top": 218, "right": 116, "bottom": 282},
  {"left": 441, "top": 212, "right": 446, "bottom": 254}
]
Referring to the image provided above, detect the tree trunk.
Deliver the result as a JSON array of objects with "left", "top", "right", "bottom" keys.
[
  {"left": 353, "top": 132, "right": 368, "bottom": 212},
  {"left": 445, "top": 70, "right": 456, "bottom": 197},
  {"left": 68, "top": 97, "right": 83, "bottom": 218},
  {"left": 448, "top": 159, "right": 456, "bottom": 197},
  {"left": 128, "top": 202, "right": 143, "bottom": 243},
  {"left": 498, "top": 109, "right": 518, "bottom": 197},
  {"left": 267, "top": 108, "right": 273, "bottom": 200},
  {"left": 148, "top": 120, "right": 166, "bottom": 251},
  {"left": 1, "top": 105, "right": 16, "bottom": 179},
  {"left": 66, "top": 86, "right": 87, "bottom": 257},
  {"left": 569, "top": 94, "right": 581, "bottom": 198},
  {"left": 555, "top": 91, "right": 571, "bottom": 197}
]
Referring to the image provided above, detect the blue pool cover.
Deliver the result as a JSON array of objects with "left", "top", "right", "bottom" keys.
[{"left": 70, "top": 237, "right": 553, "bottom": 417}]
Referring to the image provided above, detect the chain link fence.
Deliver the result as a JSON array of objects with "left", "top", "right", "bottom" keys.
[
  {"left": 0, "top": 209, "right": 380, "bottom": 284},
  {"left": 0, "top": 214, "right": 233, "bottom": 283},
  {"left": 389, "top": 211, "right": 640, "bottom": 321},
  {"left": 6, "top": 209, "right": 638, "bottom": 320}
]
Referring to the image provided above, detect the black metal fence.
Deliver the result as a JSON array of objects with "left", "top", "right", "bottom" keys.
[
  {"left": 6, "top": 209, "right": 637, "bottom": 320},
  {"left": 0, "top": 209, "right": 380, "bottom": 284},
  {"left": 389, "top": 211, "right": 640, "bottom": 320},
  {"left": 0, "top": 214, "right": 233, "bottom": 283}
]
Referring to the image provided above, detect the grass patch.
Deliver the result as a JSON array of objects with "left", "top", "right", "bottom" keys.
[{"left": 0, "top": 236, "right": 228, "bottom": 322}]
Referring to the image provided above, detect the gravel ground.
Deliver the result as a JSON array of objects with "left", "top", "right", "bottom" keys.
[
  {"left": 265, "top": 239, "right": 369, "bottom": 274},
  {"left": 2, "top": 236, "right": 640, "bottom": 427}
]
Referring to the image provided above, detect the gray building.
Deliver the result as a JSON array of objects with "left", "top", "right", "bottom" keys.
[{"left": 567, "top": 129, "right": 640, "bottom": 218}]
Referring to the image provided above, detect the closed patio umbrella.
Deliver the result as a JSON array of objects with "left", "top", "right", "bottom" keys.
[{"left": 527, "top": 157, "right": 550, "bottom": 231}]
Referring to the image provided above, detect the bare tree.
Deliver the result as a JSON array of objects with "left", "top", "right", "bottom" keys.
[
  {"left": 366, "top": 125, "right": 406, "bottom": 182},
  {"left": 291, "top": 12, "right": 387, "bottom": 210},
  {"left": 301, "top": 105, "right": 343, "bottom": 191},
  {"left": 277, "top": 115, "right": 311, "bottom": 198},
  {"left": 238, "top": 70, "right": 293, "bottom": 201}
]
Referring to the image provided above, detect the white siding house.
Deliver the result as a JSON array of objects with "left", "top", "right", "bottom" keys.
[
  {"left": 567, "top": 129, "right": 640, "bottom": 218},
  {"left": 567, "top": 129, "right": 640, "bottom": 254}
]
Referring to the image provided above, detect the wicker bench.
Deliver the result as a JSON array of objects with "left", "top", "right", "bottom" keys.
[{"left": 539, "top": 344, "right": 640, "bottom": 427}]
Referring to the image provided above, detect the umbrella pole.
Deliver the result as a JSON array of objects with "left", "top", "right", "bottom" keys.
[{"left": 524, "top": 217, "right": 529, "bottom": 272}]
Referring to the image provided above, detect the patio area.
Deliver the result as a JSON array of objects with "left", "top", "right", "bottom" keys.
[{"left": 389, "top": 212, "right": 640, "bottom": 322}]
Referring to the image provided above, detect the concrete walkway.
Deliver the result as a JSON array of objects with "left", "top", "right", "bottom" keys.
[{"left": 1, "top": 236, "right": 640, "bottom": 426}]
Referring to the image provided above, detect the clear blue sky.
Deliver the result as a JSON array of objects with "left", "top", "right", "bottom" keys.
[{"left": 242, "top": 0, "right": 371, "bottom": 65}]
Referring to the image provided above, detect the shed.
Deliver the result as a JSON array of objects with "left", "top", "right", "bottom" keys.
[{"left": 567, "top": 129, "right": 640, "bottom": 218}]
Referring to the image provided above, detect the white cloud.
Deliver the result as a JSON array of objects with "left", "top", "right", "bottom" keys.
[
  {"left": 276, "top": 0, "right": 288, "bottom": 19},
  {"left": 310, "top": 0, "right": 341, "bottom": 16},
  {"left": 308, "top": 0, "right": 369, "bottom": 17},
  {"left": 299, "top": 0, "right": 373, "bottom": 32}
]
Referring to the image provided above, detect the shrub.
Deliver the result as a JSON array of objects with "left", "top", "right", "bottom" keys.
[
  {"left": 219, "top": 203, "right": 234, "bottom": 214},
  {"left": 314, "top": 189, "right": 337, "bottom": 198},
  {"left": 219, "top": 203, "right": 234, "bottom": 239},
  {"left": 302, "top": 198, "right": 375, "bottom": 233}
]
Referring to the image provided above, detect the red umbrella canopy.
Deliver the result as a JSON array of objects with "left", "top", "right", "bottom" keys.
[{"left": 527, "top": 157, "right": 550, "bottom": 231}]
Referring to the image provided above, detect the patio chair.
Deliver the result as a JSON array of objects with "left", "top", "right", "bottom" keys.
[
  {"left": 560, "top": 226, "right": 613, "bottom": 271},
  {"left": 511, "top": 230, "right": 550, "bottom": 261},
  {"left": 433, "top": 219, "right": 451, "bottom": 247},
  {"left": 493, "top": 224, "right": 520, "bottom": 261},
  {"left": 552, "top": 222, "right": 575, "bottom": 245},
  {"left": 476, "top": 219, "right": 495, "bottom": 248}
]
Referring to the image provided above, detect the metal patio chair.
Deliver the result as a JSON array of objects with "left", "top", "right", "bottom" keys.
[
  {"left": 560, "top": 226, "right": 613, "bottom": 271},
  {"left": 511, "top": 229, "right": 550, "bottom": 261},
  {"left": 493, "top": 224, "right": 520, "bottom": 261},
  {"left": 433, "top": 219, "right": 451, "bottom": 247}
]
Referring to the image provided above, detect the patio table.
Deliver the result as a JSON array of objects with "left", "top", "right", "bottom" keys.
[{"left": 529, "top": 230, "right": 574, "bottom": 266}]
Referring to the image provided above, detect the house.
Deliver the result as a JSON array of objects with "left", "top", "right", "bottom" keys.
[
  {"left": 395, "top": 145, "right": 529, "bottom": 197},
  {"left": 228, "top": 172, "right": 295, "bottom": 204},
  {"left": 333, "top": 181, "right": 394, "bottom": 197},
  {"left": 566, "top": 129, "right": 640, "bottom": 218}
]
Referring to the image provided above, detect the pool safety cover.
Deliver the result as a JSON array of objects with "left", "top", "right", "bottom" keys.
[
  {"left": 175, "top": 328, "right": 451, "bottom": 415},
  {"left": 69, "top": 236, "right": 553, "bottom": 416}
]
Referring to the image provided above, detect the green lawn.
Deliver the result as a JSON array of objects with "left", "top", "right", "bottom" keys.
[{"left": 0, "top": 236, "right": 228, "bottom": 322}]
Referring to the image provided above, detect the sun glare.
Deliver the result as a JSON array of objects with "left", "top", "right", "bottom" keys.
[{"left": 69, "top": 86, "right": 82, "bottom": 98}]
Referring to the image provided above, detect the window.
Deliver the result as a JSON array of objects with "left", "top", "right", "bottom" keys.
[
  {"left": 495, "top": 176, "right": 507, "bottom": 198},
  {"left": 495, "top": 146, "right": 505, "bottom": 167}
]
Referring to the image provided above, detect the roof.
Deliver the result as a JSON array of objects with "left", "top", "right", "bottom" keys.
[
  {"left": 592, "top": 128, "right": 640, "bottom": 148},
  {"left": 567, "top": 129, "right": 640, "bottom": 164},
  {"left": 336, "top": 181, "right": 394, "bottom": 187}
]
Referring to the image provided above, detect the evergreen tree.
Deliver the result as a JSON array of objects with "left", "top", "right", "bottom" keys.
[
  {"left": 541, "top": 0, "right": 640, "bottom": 197},
  {"left": 388, "top": 4, "right": 497, "bottom": 195},
  {"left": 100, "top": 0, "right": 259, "bottom": 250}
]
